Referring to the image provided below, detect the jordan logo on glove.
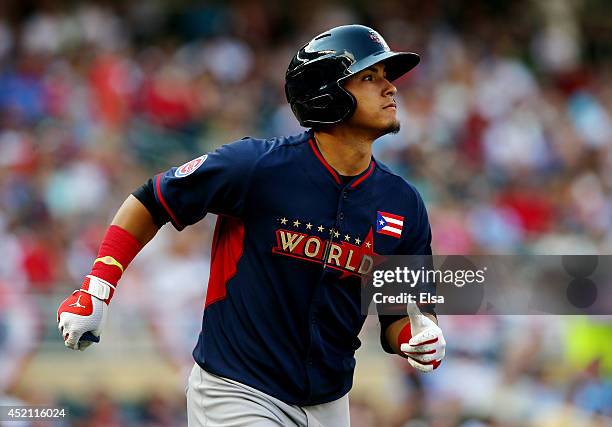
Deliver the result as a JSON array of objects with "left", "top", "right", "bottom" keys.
[{"left": 68, "top": 295, "right": 86, "bottom": 309}]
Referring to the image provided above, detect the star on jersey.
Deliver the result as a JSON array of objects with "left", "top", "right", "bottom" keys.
[
  {"left": 317, "top": 225, "right": 325, "bottom": 232},
  {"left": 306, "top": 223, "right": 313, "bottom": 230},
  {"left": 293, "top": 219, "right": 301, "bottom": 227},
  {"left": 280, "top": 217, "right": 288, "bottom": 225}
]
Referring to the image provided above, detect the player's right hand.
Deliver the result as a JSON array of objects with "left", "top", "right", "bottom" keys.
[
  {"left": 400, "top": 302, "right": 446, "bottom": 372},
  {"left": 57, "top": 275, "right": 114, "bottom": 351}
]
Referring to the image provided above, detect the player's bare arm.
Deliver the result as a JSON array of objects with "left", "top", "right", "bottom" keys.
[{"left": 111, "top": 195, "right": 160, "bottom": 245}]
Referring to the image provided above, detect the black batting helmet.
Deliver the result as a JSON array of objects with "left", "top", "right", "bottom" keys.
[{"left": 285, "top": 24, "right": 420, "bottom": 127}]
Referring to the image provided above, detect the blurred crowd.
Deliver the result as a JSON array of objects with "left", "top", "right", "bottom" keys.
[{"left": 0, "top": 0, "right": 611, "bottom": 426}]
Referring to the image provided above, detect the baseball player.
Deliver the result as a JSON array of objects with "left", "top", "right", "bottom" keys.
[{"left": 57, "top": 25, "right": 446, "bottom": 426}]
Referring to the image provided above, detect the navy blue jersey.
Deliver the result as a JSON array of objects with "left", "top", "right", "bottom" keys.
[{"left": 152, "top": 130, "right": 432, "bottom": 405}]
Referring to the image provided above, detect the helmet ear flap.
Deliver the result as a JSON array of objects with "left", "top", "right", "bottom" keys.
[
  {"left": 293, "top": 84, "right": 356, "bottom": 127},
  {"left": 285, "top": 52, "right": 355, "bottom": 127},
  {"left": 307, "top": 94, "right": 334, "bottom": 109}
]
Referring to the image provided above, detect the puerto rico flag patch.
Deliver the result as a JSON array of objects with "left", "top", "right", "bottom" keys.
[{"left": 376, "top": 211, "right": 404, "bottom": 238}]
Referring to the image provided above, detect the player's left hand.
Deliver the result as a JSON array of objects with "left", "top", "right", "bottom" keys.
[{"left": 400, "top": 302, "right": 446, "bottom": 372}]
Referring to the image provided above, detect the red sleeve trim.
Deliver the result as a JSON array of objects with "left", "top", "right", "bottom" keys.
[{"left": 154, "top": 174, "right": 184, "bottom": 230}]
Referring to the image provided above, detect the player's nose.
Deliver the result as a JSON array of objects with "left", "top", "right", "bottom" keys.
[{"left": 383, "top": 79, "right": 397, "bottom": 97}]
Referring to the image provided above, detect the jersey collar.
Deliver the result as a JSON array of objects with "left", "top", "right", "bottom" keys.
[{"left": 307, "top": 134, "right": 376, "bottom": 190}]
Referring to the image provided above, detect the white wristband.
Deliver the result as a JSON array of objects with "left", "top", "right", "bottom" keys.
[{"left": 83, "top": 275, "right": 116, "bottom": 301}]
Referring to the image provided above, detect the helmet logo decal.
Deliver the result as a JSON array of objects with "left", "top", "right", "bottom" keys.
[{"left": 369, "top": 31, "right": 389, "bottom": 50}]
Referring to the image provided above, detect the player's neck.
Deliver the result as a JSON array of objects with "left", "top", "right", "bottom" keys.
[{"left": 313, "top": 129, "right": 372, "bottom": 177}]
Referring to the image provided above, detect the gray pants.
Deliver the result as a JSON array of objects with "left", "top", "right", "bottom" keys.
[{"left": 186, "top": 363, "right": 350, "bottom": 427}]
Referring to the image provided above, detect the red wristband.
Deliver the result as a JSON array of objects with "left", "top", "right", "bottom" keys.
[
  {"left": 397, "top": 322, "right": 413, "bottom": 352},
  {"left": 89, "top": 225, "right": 142, "bottom": 287}
]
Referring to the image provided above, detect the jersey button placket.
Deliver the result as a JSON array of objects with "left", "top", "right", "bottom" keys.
[{"left": 336, "top": 187, "right": 348, "bottom": 228}]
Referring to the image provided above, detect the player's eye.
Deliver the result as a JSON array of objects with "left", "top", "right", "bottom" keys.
[{"left": 362, "top": 75, "right": 373, "bottom": 81}]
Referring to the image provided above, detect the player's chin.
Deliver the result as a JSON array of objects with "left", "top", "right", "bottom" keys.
[
  {"left": 353, "top": 113, "right": 400, "bottom": 137},
  {"left": 377, "top": 118, "right": 401, "bottom": 137}
]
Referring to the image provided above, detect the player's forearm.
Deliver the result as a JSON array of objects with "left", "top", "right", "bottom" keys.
[
  {"left": 110, "top": 195, "right": 160, "bottom": 246},
  {"left": 385, "top": 314, "right": 438, "bottom": 355},
  {"left": 86, "top": 195, "right": 159, "bottom": 289}
]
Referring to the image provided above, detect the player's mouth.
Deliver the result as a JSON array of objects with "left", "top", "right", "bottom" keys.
[{"left": 383, "top": 102, "right": 397, "bottom": 111}]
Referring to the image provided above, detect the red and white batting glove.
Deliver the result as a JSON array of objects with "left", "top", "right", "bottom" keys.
[
  {"left": 399, "top": 302, "right": 446, "bottom": 372},
  {"left": 57, "top": 275, "right": 115, "bottom": 351}
]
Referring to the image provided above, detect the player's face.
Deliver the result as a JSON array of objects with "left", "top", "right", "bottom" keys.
[{"left": 342, "top": 63, "right": 400, "bottom": 138}]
